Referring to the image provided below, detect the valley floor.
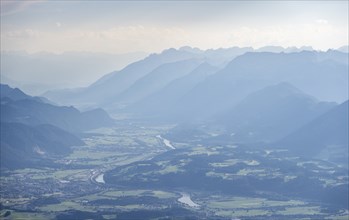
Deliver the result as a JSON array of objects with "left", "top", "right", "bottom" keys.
[{"left": 0, "top": 123, "right": 348, "bottom": 220}]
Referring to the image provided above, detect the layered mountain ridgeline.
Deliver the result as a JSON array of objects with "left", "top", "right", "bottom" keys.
[
  {"left": 43, "top": 48, "right": 206, "bottom": 107},
  {"left": 212, "top": 82, "right": 337, "bottom": 143},
  {"left": 164, "top": 50, "right": 347, "bottom": 121},
  {"left": 127, "top": 62, "right": 219, "bottom": 118},
  {"left": 0, "top": 84, "right": 52, "bottom": 104},
  {"left": 112, "top": 59, "right": 202, "bottom": 105},
  {"left": 1, "top": 84, "right": 114, "bottom": 133},
  {"left": 0, "top": 84, "right": 115, "bottom": 168},
  {"left": 276, "top": 100, "right": 348, "bottom": 166},
  {"left": 42, "top": 46, "right": 253, "bottom": 107},
  {"left": 45, "top": 47, "right": 347, "bottom": 113},
  {"left": 40, "top": 47, "right": 347, "bottom": 162}
]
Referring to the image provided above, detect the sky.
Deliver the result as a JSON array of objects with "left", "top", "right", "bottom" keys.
[{"left": 0, "top": 0, "right": 348, "bottom": 54}]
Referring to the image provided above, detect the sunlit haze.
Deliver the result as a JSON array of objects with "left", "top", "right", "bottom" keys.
[
  {"left": 1, "top": 0, "right": 348, "bottom": 54},
  {"left": 0, "top": 1, "right": 348, "bottom": 219}
]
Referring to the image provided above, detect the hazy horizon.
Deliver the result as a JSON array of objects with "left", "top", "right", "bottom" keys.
[
  {"left": 1, "top": 1, "right": 348, "bottom": 54},
  {"left": 1, "top": 0, "right": 348, "bottom": 94}
]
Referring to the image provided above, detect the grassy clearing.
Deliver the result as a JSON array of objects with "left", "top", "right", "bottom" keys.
[
  {"left": 103, "top": 214, "right": 118, "bottom": 219},
  {"left": 210, "top": 159, "right": 260, "bottom": 168},
  {"left": 38, "top": 200, "right": 91, "bottom": 212},
  {"left": 7, "top": 211, "right": 53, "bottom": 220},
  {"left": 215, "top": 209, "right": 270, "bottom": 217},
  {"left": 115, "top": 204, "right": 145, "bottom": 210},
  {"left": 207, "top": 197, "right": 319, "bottom": 218},
  {"left": 13, "top": 168, "right": 48, "bottom": 174},
  {"left": 209, "top": 198, "right": 266, "bottom": 209},
  {"left": 206, "top": 171, "right": 234, "bottom": 180},
  {"left": 151, "top": 190, "right": 176, "bottom": 199},
  {"left": 210, "top": 159, "right": 240, "bottom": 167},
  {"left": 52, "top": 169, "right": 87, "bottom": 179},
  {"left": 207, "top": 197, "right": 305, "bottom": 210},
  {"left": 157, "top": 165, "right": 182, "bottom": 175},
  {"left": 137, "top": 136, "right": 159, "bottom": 146},
  {"left": 188, "top": 147, "right": 219, "bottom": 156},
  {"left": 18, "top": 168, "right": 89, "bottom": 181},
  {"left": 103, "top": 190, "right": 148, "bottom": 197},
  {"left": 236, "top": 168, "right": 266, "bottom": 176},
  {"left": 325, "top": 214, "right": 349, "bottom": 220},
  {"left": 102, "top": 190, "right": 176, "bottom": 199},
  {"left": 277, "top": 206, "right": 322, "bottom": 215},
  {"left": 0, "top": 197, "right": 31, "bottom": 206},
  {"left": 66, "top": 149, "right": 116, "bottom": 160}
]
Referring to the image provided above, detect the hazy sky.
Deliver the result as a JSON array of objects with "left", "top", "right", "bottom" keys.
[{"left": 1, "top": 0, "right": 348, "bottom": 54}]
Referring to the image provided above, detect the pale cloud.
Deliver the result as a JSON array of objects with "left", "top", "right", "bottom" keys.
[
  {"left": 316, "top": 19, "right": 329, "bottom": 25},
  {"left": 0, "top": 1, "right": 347, "bottom": 53},
  {"left": 1, "top": 23, "right": 348, "bottom": 53},
  {"left": 2, "top": 29, "right": 40, "bottom": 38},
  {"left": 227, "top": 23, "right": 346, "bottom": 50},
  {"left": 0, "top": 25, "right": 190, "bottom": 53}
]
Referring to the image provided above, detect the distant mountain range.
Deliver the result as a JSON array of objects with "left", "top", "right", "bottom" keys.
[
  {"left": 276, "top": 100, "right": 348, "bottom": 164},
  {"left": 44, "top": 48, "right": 348, "bottom": 119},
  {"left": 4, "top": 45, "right": 347, "bottom": 167},
  {"left": 43, "top": 48, "right": 204, "bottom": 108},
  {"left": 128, "top": 62, "right": 219, "bottom": 117},
  {"left": 114, "top": 59, "right": 202, "bottom": 105},
  {"left": 44, "top": 46, "right": 348, "bottom": 110},
  {"left": 214, "top": 82, "right": 337, "bottom": 143},
  {"left": 166, "top": 50, "right": 347, "bottom": 121},
  {"left": 0, "top": 84, "right": 115, "bottom": 168}
]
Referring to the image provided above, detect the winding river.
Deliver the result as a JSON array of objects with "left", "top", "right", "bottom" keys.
[{"left": 156, "top": 135, "right": 175, "bottom": 149}]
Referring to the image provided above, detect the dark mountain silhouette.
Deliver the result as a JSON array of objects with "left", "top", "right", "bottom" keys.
[
  {"left": 0, "top": 85, "right": 116, "bottom": 168},
  {"left": 1, "top": 98, "right": 114, "bottom": 133},
  {"left": 1, "top": 84, "right": 114, "bottom": 132},
  {"left": 0, "top": 84, "right": 51, "bottom": 103},
  {"left": 1, "top": 122, "right": 84, "bottom": 169},
  {"left": 1, "top": 84, "right": 30, "bottom": 100}
]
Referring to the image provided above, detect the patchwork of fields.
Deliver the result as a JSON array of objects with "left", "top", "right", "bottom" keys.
[{"left": 1, "top": 124, "right": 348, "bottom": 220}]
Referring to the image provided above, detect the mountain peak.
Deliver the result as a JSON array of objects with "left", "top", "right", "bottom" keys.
[{"left": 179, "top": 46, "right": 203, "bottom": 54}]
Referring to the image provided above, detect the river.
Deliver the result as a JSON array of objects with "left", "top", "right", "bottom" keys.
[
  {"left": 156, "top": 135, "right": 175, "bottom": 149},
  {"left": 178, "top": 193, "right": 200, "bottom": 208},
  {"left": 95, "top": 173, "right": 105, "bottom": 184}
]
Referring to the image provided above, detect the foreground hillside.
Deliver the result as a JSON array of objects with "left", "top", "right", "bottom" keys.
[{"left": 0, "top": 84, "right": 114, "bottom": 168}]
